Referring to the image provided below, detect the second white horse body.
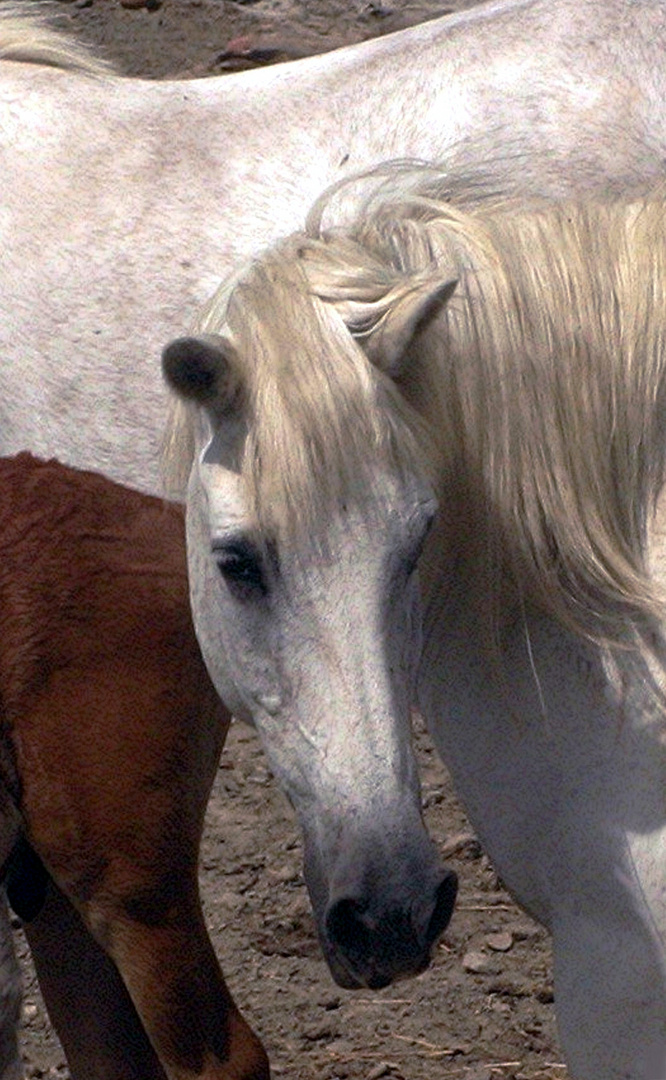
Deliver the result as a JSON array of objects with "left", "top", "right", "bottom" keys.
[{"left": 2, "top": 0, "right": 666, "bottom": 491}]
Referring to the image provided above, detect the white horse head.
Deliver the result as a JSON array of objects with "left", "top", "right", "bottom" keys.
[{"left": 162, "top": 249, "right": 458, "bottom": 988}]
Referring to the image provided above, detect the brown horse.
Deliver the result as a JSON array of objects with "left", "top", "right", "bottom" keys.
[{"left": 0, "top": 452, "right": 269, "bottom": 1080}]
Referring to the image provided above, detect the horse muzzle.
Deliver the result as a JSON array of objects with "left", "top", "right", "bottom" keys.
[
  {"left": 304, "top": 826, "right": 458, "bottom": 990},
  {"left": 324, "top": 868, "right": 458, "bottom": 988}
]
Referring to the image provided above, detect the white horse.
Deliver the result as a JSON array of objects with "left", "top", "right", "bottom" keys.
[
  {"left": 162, "top": 184, "right": 666, "bottom": 1080},
  {"left": 3, "top": 1, "right": 666, "bottom": 494},
  {"left": 4, "top": 3, "right": 666, "bottom": 1075}
]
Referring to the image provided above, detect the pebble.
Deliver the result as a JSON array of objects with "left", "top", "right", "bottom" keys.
[
  {"left": 270, "top": 863, "right": 299, "bottom": 883},
  {"left": 319, "top": 993, "right": 341, "bottom": 1010},
  {"left": 462, "top": 949, "right": 499, "bottom": 975},
  {"left": 440, "top": 831, "right": 480, "bottom": 858},
  {"left": 217, "top": 889, "right": 245, "bottom": 911},
  {"left": 367, "top": 1065, "right": 391, "bottom": 1080},
  {"left": 485, "top": 930, "right": 513, "bottom": 952},
  {"left": 302, "top": 1022, "right": 337, "bottom": 1041}
]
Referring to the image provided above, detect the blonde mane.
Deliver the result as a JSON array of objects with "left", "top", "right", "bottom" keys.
[
  {"left": 0, "top": 4, "right": 110, "bottom": 74},
  {"left": 166, "top": 176, "right": 666, "bottom": 673}
]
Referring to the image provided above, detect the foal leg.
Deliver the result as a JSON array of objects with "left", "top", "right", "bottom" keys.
[
  {"left": 17, "top": 662, "right": 269, "bottom": 1080},
  {"left": 0, "top": 892, "right": 22, "bottom": 1080},
  {"left": 24, "top": 876, "right": 166, "bottom": 1080},
  {"left": 86, "top": 893, "right": 269, "bottom": 1080}
]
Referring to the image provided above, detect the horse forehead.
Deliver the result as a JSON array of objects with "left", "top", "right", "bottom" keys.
[
  {"left": 199, "top": 455, "right": 430, "bottom": 545},
  {"left": 199, "top": 460, "right": 247, "bottom": 534}
]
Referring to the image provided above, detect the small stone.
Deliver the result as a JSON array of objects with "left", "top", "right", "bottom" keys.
[
  {"left": 270, "top": 863, "right": 299, "bottom": 883},
  {"left": 217, "top": 889, "right": 245, "bottom": 911},
  {"left": 319, "top": 993, "right": 341, "bottom": 1010},
  {"left": 367, "top": 1065, "right": 391, "bottom": 1080},
  {"left": 366, "top": 1, "right": 393, "bottom": 17},
  {"left": 510, "top": 921, "right": 541, "bottom": 941},
  {"left": 287, "top": 893, "right": 310, "bottom": 919},
  {"left": 302, "top": 1022, "right": 336, "bottom": 1041},
  {"left": 462, "top": 949, "right": 499, "bottom": 975},
  {"left": 441, "top": 831, "right": 481, "bottom": 859},
  {"left": 486, "top": 930, "right": 513, "bottom": 952}
]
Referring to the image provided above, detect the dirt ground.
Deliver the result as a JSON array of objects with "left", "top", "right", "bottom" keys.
[
  {"left": 15, "top": 2, "right": 568, "bottom": 1078},
  {"left": 17, "top": 719, "right": 566, "bottom": 1080}
]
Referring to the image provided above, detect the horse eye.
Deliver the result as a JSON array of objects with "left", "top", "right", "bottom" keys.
[{"left": 213, "top": 541, "right": 267, "bottom": 598}]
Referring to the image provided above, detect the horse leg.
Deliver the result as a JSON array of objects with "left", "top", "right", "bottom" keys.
[
  {"left": 16, "top": 659, "right": 268, "bottom": 1080},
  {"left": 84, "top": 893, "right": 270, "bottom": 1080},
  {"left": 23, "top": 875, "right": 166, "bottom": 1080},
  {"left": 0, "top": 892, "right": 22, "bottom": 1080},
  {"left": 552, "top": 904, "right": 666, "bottom": 1080}
]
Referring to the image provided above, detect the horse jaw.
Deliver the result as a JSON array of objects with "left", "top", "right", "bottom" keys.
[{"left": 184, "top": 446, "right": 456, "bottom": 988}]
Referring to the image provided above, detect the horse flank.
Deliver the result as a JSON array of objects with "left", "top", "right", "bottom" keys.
[
  {"left": 0, "top": 5, "right": 110, "bottom": 74},
  {"left": 166, "top": 179, "right": 666, "bottom": 672}
]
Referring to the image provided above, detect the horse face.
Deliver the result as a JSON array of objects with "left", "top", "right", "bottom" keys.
[{"left": 182, "top": 414, "right": 456, "bottom": 990}]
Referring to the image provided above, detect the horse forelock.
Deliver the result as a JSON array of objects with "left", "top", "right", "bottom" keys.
[
  {"left": 0, "top": 4, "right": 111, "bottom": 74},
  {"left": 170, "top": 242, "right": 429, "bottom": 543}
]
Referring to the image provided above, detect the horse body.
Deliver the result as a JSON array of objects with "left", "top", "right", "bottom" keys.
[
  {"left": 163, "top": 187, "right": 666, "bottom": 1079},
  {"left": 4, "top": 0, "right": 666, "bottom": 491},
  {"left": 0, "top": 453, "right": 268, "bottom": 1080},
  {"left": 418, "top": 500, "right": 666, "bottom": 1078}
]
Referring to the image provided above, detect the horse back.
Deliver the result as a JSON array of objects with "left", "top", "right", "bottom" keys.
[{"left": 0, "top": 452, "right": 215, "bottom": 720}]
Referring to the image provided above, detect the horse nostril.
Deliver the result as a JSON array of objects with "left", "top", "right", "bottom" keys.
[
  {"left": 425, "top": 870, "right": 458, "bottom": 947},
  {"left": 325, "top": 870, "right": 458, "bottom": 987},
  {"left": 326, "top": 897, "right": 374, "bottom": 958}
]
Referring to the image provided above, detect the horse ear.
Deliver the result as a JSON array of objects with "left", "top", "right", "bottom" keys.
[
  {"left": 162, "top": 334, "right": 243, "bottom": 412},
  {"left": 365, "top": 278, "right": 457, "bottom": 375}
]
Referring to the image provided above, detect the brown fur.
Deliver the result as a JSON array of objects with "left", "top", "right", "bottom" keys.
[{"left": 0, "top": 453, "right": 269, "bottom": 1080}]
